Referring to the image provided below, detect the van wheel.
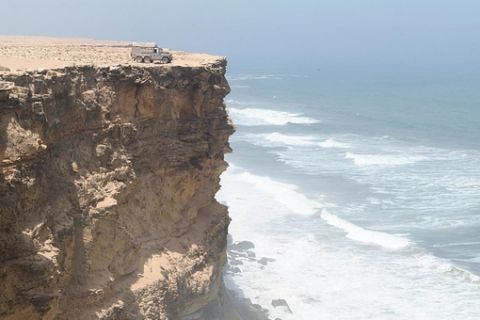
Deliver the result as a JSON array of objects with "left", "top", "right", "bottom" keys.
[
  {"left": 161, "top": 57, "right": 170, "bottom": 64},
  {"left": 134, "top": 56, "right": 143, "bottom": 63},
  {"left": 144, "top": 56, "right": 152, "bottom": 63}
]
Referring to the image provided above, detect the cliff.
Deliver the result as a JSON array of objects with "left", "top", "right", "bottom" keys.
[{"left": 0, "top": 37, "right": 234, "bottom": 320}]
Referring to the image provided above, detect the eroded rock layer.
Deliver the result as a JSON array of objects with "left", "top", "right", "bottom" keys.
[{"left": 0, "top": 60, "right": 233, "bottom": 319}]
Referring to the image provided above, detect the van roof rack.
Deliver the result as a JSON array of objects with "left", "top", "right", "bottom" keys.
[{"left": 129, "top": 42, "right": 157, "bottom": 48}]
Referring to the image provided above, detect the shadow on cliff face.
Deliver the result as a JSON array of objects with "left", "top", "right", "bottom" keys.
[
  {"left": 0, "top": 140, "right": 77, "bottom": 317},
  {"left": 0, "top": 103, "right": 63, "bottom": 316},
  {"left": 199, "top": 283, "right": 271, "bottom": 320}
]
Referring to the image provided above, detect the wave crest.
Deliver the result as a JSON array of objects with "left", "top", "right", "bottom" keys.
[
  {"left": 320, "top": 209, "right": 411, "bottom": 250},
  {"left": 228, "top": 108, "right": 319, "bottom": 126},
  {"left": 235, "top": 171, "right": 322, "bottom": 216},
  {"left": 345, "top": 152, "right": 427, "bottom": 166},
  {"left": 264, "top": 133, "right": 351, "bottom": 149}
]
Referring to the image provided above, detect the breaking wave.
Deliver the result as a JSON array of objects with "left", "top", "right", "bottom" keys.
[
  {"left": 233, "top": 170, "right": 322, "bottom": 216},
  {"left": 345, "top": 152, "right": 427, "bottom": 166},
  {"left": 317, "top": 138, "right": 351, "bottom": 149},
  {"left": 264, "top": 132, "right": 318, "bottom": 146},
  {"left": 320, "top": 209, "right": 412, "bottom": 250},
  {"left": 228, "top": 108, "right": 319, "bottom": 126},
  {"left": 264, "top": 133, "right": 351, "bottom": 149}
]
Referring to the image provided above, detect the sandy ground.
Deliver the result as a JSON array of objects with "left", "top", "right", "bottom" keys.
[{"left": 0, "top": 35, "right": 224, "bottom": 72}]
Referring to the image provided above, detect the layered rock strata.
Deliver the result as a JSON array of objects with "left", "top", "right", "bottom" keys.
[{"left": 0, "top": 51, "right": 233, "bottom": 319}]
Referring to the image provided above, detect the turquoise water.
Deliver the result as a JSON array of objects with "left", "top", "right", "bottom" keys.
[{"left": 217, "top": 71, "right": 480, "bottom": 319}]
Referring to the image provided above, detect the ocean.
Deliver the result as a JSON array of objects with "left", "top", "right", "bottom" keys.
[{"left": 216, "top": 69, "right": 480, "bottom": 319}]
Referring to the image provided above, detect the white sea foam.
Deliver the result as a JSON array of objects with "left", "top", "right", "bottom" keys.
[
  {"left": 264, "top": 133, "right": 351, "bottom": 149},
  {"left": 413, "top": 253, "right": 480, "bottom": 284},
  {"left": 317, "top": 138, "right": 351, "bottom": 149},
  {"left": 234, "top": 170, "right": 322, "bottom": 216},
  {"left": 320, "top": 209, "right": 411, "bottom": 250},
  {"left": 225, "top": 99, "right": 244, "bottom": 104},
  {"left": 228, "top": 108, "right": 319, "bottom": 126},
  {"left": 345, "top": 152, "right": 427, "bottom": 166},
  {"left": 218, "top": 166, "right": 480, "bottom": 320},
  {"left": 264, "top": 132, "right": 318, "bottom": 146}
]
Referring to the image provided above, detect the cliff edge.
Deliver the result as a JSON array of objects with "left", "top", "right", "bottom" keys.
[{"left": 0, "top": 36, "right": 234, "bottom": 320}]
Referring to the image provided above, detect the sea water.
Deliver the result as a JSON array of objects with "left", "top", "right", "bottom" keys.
[{"left": 216, "top": 70, "right": 480, "bottom": 319}]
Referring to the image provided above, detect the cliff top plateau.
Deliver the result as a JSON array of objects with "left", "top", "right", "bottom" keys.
[{"left": 0, "top": 35, "right": 223, "bottom": 72}]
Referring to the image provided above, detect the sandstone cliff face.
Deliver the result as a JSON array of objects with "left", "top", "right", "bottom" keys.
[{"left": 0, "top": 60, "right": 233, "bottom": 319}]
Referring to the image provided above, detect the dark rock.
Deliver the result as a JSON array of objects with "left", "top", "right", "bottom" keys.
[
  {"left": 229, "top": 267, "right": 241, "bottom": 274},
  {"left": 257, "top": 257, "right": 275, "bottom": 266},
  {"left": 271, "top": 299, "right": 292, "bottom": 313},
  {"left": 229, "top": 258, "right": 243, "bottom": 266}
]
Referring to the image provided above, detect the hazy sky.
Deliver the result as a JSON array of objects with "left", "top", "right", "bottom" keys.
[{"left": 2, "top": 0, "right": 480, "bottom": 72}]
